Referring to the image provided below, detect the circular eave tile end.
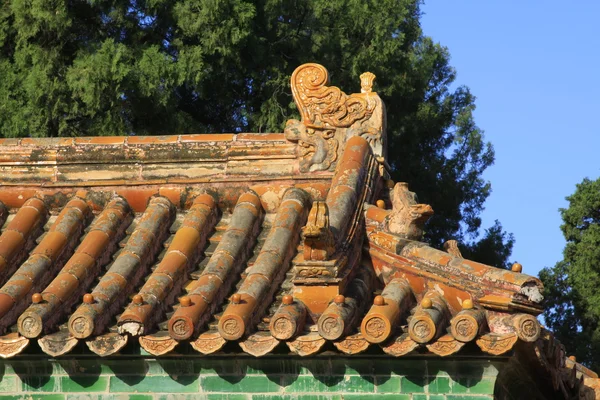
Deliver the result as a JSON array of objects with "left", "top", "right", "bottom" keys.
[{"left": 218, "top": 315, "right": 245, "bottom": 341}]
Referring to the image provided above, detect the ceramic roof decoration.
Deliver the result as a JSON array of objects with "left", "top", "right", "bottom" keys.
[{"left": 0, "top": 63, "right": 596, "bottom": 398}]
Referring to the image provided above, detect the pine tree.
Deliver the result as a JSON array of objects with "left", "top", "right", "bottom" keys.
[{"left": 540, "top": 178, "right": 600, "bottom": 370}]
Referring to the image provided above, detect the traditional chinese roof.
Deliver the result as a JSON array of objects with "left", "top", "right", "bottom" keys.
[{"left": 0, "top": 63, "right": 595, "bottom": 397}]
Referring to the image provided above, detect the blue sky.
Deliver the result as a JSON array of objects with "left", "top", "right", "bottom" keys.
[{"left": 421, "top": 1, "right": 600, "bottom": 278}]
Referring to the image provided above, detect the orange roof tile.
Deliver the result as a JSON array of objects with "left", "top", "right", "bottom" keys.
[
  {"left": 0, "top": 62, "right": 588, "bottom": 397},
  {"left": 0, "top": 133, "right": 542, "bottom": 358}
]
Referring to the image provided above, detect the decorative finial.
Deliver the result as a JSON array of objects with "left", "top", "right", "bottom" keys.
[
  {"left": 360, "top": 72, "right": 376, "bottom": 93},
  {"left": 133, "top": 294, "right": 143, "bottom": 305},
  {"left": 83, "top": 294, "right": 94, "bottom": 304},
  {"left": 179, "top": 296, "right": 192, "bottom": 307},
  {"left": 462, "top": 299, "right": 474, "bottom": 310},
  {"left": 376, "top": 199, "right": 386, "bottom": 209},
  {"left": 443, "top": 240, "right": 463, "bottom": 258},
  {"left": 511, "top": 263, "right": 523, "bottom": 273},
  {"left": 302, "top": 201, "right": 335, "bottom": 261},
  {"left": 374, "top": 295, "right": 385, "bottom": 306},
  {"left": 421, "top": 297, "right": 433, "bottom": 309}
]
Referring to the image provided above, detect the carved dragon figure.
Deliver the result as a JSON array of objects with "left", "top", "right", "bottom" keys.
[
  {"left": 385, "top": 182, "right": 434, "bottom": 240},
  {"left": 285, "top": 119, "right": 338, "bottom": 172},
  {"left": 285, "top": 63, "right": 385, "bottom": 172}
]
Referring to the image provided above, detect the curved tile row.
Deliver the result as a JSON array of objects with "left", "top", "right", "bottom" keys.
[
  {"left": 18, "top": 197, "right": 132, "bottom": 339},
  {"left": 69, "top": 196, "right": 175, "bottom": 339},
  {"left": 0, "top": 197, "right": 48, "bottom": 287},
  {"left": 0, "top": 196, "right": 89, "bottom": 333},
  {"left": 118, "top": 195, "right": 213, "bottom": 336},
  {"left": 169, "top": 191, "right": 263, "bottom": 341},
  {"left": 0, "top": 191, "right": 542, "bottom": 359},
  {"left": 218, "top": 188, "right": 309, "bottom": 341}
]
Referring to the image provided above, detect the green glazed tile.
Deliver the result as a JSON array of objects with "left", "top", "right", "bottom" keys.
[
  {"left": 400, "top": 376, "right": 427, "bottom": 393},
  {"left": 67, "top": 395, "right": 153, "bottom": 400},
  {"left": 102, "top": 360, "right": 149, "bottom": 376},
  {"left": 375, "top": 375, "right": 401, "bottom": 393},
  {"left": 0, "top": 376, "right": 16, "bottom": 392},
  {"left": 21, "top": 376, "right": 59, "bottom": 392},
  {"left": 451, "top": 376, "right": 496, "bottom": 394},
  {"left": 110, "top": 375, "right": 199, "bottom": 393},
  {"left": 201, "top": 375, "right": 280, "bottom": 393},
  {"left": 428, "top": 377, "right": 451, "bottom": 393},
  {"left": 453, "top": 361, "right": 501, "bottom": 378},
  {"left": 460, "top": 378, "right": 495, "bottom": 394},
  {"left": 60, "top": 376, "right": 108, "bottom": 392},
  {"left": 283, "top": 375, "right": 374, "bottom": 393},
  {"left": 253, "top": 396, "right": 342, "bottom": 400},
  {"left": 207, "top": 395, "right": 248, "bottom": 400},
  {"left": 450, "top": 377, "right": 470, "bottom": 393}
]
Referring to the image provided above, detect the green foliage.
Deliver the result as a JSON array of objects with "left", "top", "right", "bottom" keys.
[
  {"left": 0, "top": 0, "right": 512, "bottom": 266},
  {"left": 541, "top": 178, "right": 600, "bottom": 370},
  {"left": 462, "top": 220, "right": 515, "bottom": 270}
]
